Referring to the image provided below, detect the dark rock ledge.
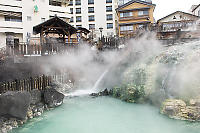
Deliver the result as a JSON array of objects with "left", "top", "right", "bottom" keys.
[{"left": 0, "top": 85, "right": 64, "bottom": 133}]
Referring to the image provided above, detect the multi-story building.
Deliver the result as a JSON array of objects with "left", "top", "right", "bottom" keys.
[
  {"left": 116, "top": 0, "right": 155, "bottom": 37},
  {"left": 0, "top": 0, "right": 71, "bottom": 48},
  {"left": 68, "top": 0, "right": 118, "bottom": 40}
]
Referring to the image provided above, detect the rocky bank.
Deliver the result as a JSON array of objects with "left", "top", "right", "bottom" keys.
[
  {"left": 0, "top": 85, "right": 64, "bottom": 133},
  {"left": 161, "top": 99, "right": 200, "bottom": 121}
]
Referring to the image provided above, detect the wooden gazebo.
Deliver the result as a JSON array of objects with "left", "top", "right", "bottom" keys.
[{"left": 33, "top": 16, "right": 77, "bottom": 44}]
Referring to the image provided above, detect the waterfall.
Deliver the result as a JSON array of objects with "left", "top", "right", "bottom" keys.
[
  {"left": 65, "top": 69, "right": 109, "bottom": 97},
  {"left": 92, "top": 69, "right": 109, "bottom": 91}
]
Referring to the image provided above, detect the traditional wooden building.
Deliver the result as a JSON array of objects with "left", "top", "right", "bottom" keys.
[
  {"left": 157, "top": 11, "right": 200, "bottom": 40},
  {"left": 116, "top": 0, "right": 156, "bottom": 37}
]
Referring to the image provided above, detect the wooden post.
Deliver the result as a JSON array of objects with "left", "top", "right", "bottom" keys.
[
  {"left": 15, "top": 79, "right": 19, "bottom": 91},
  {"left": 30, "top": 77, "right": 33, "bottom": 90},
  {"left": 68, "top": 34, "right": 71, "bottom": 45},
  {"left": 42, "top": 75, "right": 45, "bottom": 90}
]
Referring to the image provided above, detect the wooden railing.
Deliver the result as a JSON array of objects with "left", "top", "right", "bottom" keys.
[
  {"left": 6, "top": 42, "right": 79, "bottom": 56},
  {"left": 119, "top": 15, "right": 149, "bottom": 21}
]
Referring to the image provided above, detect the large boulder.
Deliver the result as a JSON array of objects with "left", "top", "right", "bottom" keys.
[
  {"left": 90, "top": 89, "right": 110, "bottom": 97},
  {"left": 0, "top": 91, "right": 31, "bottom": 120},
  {"left": 160, "top": 99, "right": 200, "bottom": 121},
  {"left": 30, "top": 89, "right": 42, "bottom": 105},
  {"left": 44, "top": 87, "right": 64, "bottom": 108},
  {"left": 161, "top": 99, "right": 186, "bottom": 117}
]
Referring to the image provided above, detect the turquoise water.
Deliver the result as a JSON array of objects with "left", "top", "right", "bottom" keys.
[{"left": 13, "top": 97, "right": 200, "bottom": 133}]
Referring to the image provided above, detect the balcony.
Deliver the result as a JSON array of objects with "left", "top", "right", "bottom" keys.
[
  {"left": 0, "top": 0, "right": 22, "bottom": 12},
  {"left": 120, "top": 30, "right": 135, "bottom": 35},
  {"left": 0, "top": 21, "right": 23, "bottom": 33},
  {"left": 49, "top": 5, "right": 71, "bottom": 18},
  {"left": 119, "top": 15, "right": 149, "bottom": 21}
]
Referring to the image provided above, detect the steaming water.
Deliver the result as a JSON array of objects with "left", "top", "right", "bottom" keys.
[
  {"left": 12, "top": 97, "right": 200, "bottom": 133},
  {"left": 92, "top": 69, "right": 109, "bottom": 91}
]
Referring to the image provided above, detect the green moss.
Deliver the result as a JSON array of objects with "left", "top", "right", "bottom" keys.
[{"left": 111, "top": 84, "right": 145, "bottom": 103}]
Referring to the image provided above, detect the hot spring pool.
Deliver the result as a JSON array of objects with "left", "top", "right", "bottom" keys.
[{"left": 12, "top": 97, "right": 200, "bottom": 133}]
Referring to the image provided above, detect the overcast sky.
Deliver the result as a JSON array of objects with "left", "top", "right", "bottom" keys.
[{"left": 153, "top": 0, "right": 200, "bottom": 20}]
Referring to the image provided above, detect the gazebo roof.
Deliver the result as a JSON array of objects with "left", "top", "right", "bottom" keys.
[
  {"left": 77, "top": 27, "right": 90, "bottom": 34},
  {"left": 33, "top": 16, "right": 77, "bottom": 35}
]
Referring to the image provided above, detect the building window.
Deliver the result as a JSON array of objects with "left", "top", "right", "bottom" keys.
[
  {"left": 106, "top": 14, "right": 113, "bottom": 20},
  {"left": 26, "top": 16, "right": 32, "bottom": 21},
  {"left": 88, "top": 0, "right": 94, "bottom": 4},
  {"left": 41, "top": 18, "right": 45, "bottom": 22},
  {"left": 107, "top": 23, "right": 113, "bottom": 29},
  {"left": 76, "top": 25, "right": 82, "bottom": 28},
  {"left": 138, "top": 10, "right": 149, "bottom": 16},
  {"left": 89, "top": 24, "right": 95, "bottom": 29},
  {"left": 76, "top": 16, "right": 81, "bottom": 22},
  {"left": 76, "top": 8, "right": 81, "bottom": 14},
  {"left": 49, "top": 0, "right": 61, "bottom": 6},
  {"left": 70, "top": 17, "right": 73, "bottom": 22},
  {"left": 88, "top": 7, "right": 94, "bottom": 13},
  {"left": 5, "top": 16, "right": 22, "bottom": 22},
  {"left": 138, "top": 24, "right": 145, "bottom": 29},
  {"left": 106, "top": 6, "right": 112, "bottom": 12},
  {"left": 120, "top": 12, "right": 133, "bottom": 18},
  {"left": 75, "top": 0, "right": 81, "bottom": 5},
  {"left": 120, "top": 25, "right": 133, "bottom": 31},
  {"left": 70, "top": 8, "right": 73, "bottom": 14},
  {"left": 106, "top": 0, "right": 112, "bottom": 3},
  {"left": 89, "top": 15, "right": 95, "bottom": 21},
  {"left": 69, "top": 0, "right": 73, "bottom": 6}
]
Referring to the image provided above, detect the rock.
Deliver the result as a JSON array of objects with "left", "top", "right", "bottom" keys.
[
  {"left": 161, "top": 99, "right": 186, "bottom": 117},
  {"left": 0, "top": 91, "right": 31, "bottom": 120},
  {"left": 189, "top": 99, "right": 200, "bottom": 107},
  {"left": 30, "top": 89, "right": 42, "bottom": 105},
  {"left": 44, "top": 87, "right": 64, "bottom": 108},
  {"left": 90, "top": 89, "right": 110, "bottom": 97},
  {"left": 161, "top": 99, "right": 200, "bottom": 121},
  {"left": 27, "top": 108, "right": 33, "bottom": 119}
]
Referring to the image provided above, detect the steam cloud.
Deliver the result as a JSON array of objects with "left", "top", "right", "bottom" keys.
[{"left": 26, "top": 31, "right": 200, "bottom": 102}]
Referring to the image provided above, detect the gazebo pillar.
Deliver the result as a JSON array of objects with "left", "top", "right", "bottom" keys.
[{"left": 68, "top": 34, "right": 71, "bottom": 45}]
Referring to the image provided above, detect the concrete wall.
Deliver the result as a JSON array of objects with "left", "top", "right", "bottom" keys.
[
  {"left": 22, "top": 0, "right": 49, "bottom": 42},
  {"left": 0, "top": 33, "right": 6, "bottom": 48}
]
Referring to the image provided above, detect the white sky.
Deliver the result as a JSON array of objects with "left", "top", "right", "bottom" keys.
[{"left": 153, "top": 0, "right": 200, "bottom": 20}]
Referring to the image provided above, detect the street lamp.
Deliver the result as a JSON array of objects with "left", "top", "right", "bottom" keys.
[{"left": 99, "top": 27, "right": 103, "bottom": 39}]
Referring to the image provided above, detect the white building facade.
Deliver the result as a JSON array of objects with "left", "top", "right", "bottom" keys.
[
  {"left": 191, "top": 4, "right": 200, "bottom": 17},
  {"left": 68, "top": 0, "right": 118, "bottom": 39},
  {"left": 0, "top": 0, "right": 71, "bottom": 48}
]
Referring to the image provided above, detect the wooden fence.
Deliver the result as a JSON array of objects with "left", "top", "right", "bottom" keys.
[{"left": 0, "top": 74, "right": 67, "bottom": 94}]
